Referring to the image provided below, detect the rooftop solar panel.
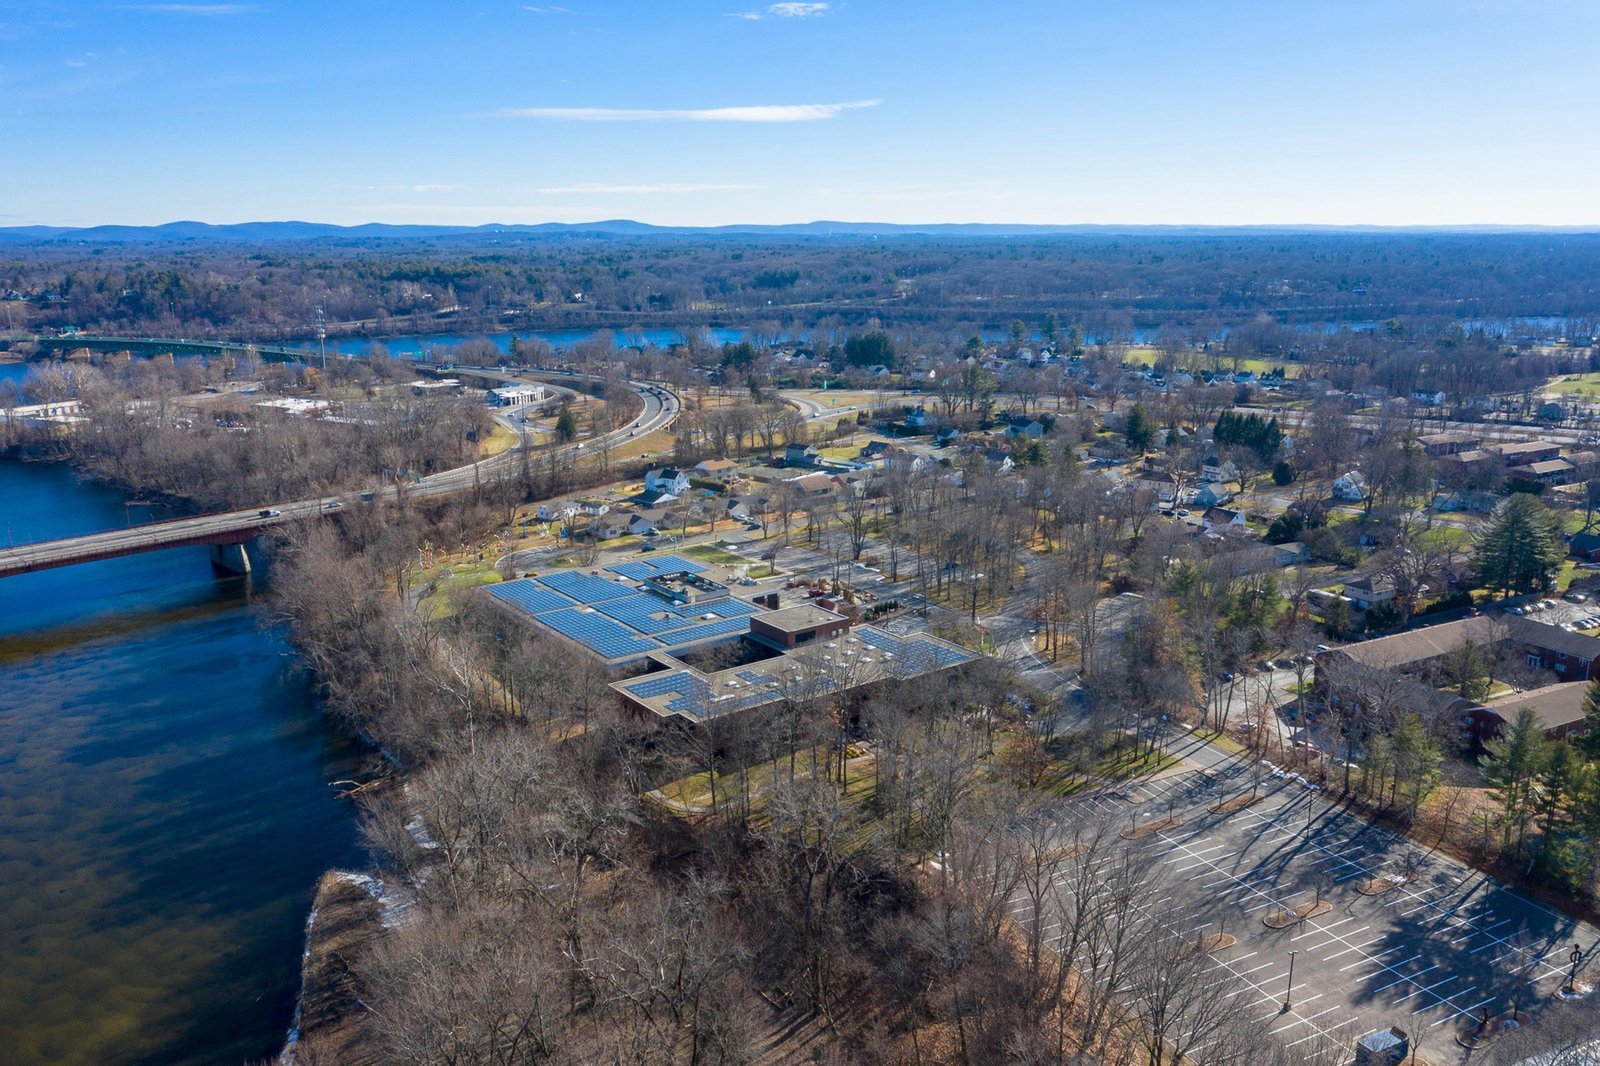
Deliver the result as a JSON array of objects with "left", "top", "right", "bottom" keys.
[
  {"left": 657, "top": 617, "right": 748, "bottom": 648},
  {"left": 605, "top": 555, "right": 708, "bottom": 580},
  {"left": 535, "top": 570, "right": 636, "bottom": 604},
  {"left": 487, "top": 579, "right": 576, "bottom": 615},
  {"left": 671, "top": 598, "right": 758, "bottom": 620},
  {"left": 538, "top": 608, "right": 660, "bottom": 660},
  {"left": 593, "top": 594, "right": 691, "bottom": 635}
]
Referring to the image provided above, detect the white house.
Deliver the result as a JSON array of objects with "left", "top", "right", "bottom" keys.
[
  {"left": 905, "top": 406, "right": 931, "bottom": 429},
  {"left": 1200, "top": 455, "right": 1239, "bottom": 483},
  {"left": 1202, "top": 506, "right": 1246, "bottom": 532},
  {"left": 644, "top": 467, "right": 691, "bottom": 495},
  {"left": 1332, "top": 471, "right": 1369, "bottom": 502},
  {"left": 535, "top": 502, "right": 578, "bottom": 522}
]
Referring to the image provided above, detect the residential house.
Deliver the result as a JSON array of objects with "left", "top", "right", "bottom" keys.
[
  {"left": 1201, "top": 506, "right": 1246, "bottom": 532},
  {"left": 576, "top": 498, "right": 611, "bottom": 516},
  {"left": 694, "top": 458, "right": 741, "bottom": 485},
  {"left": 1006, "top": 416, "right": 1046, "bottom": 440},
  {"left": 789, "top": 471, "right": 838, "bottom": 498},
  {"left": 858, "top": 440, "right": 894, "bottom": 461},
  {"left": 905, "top": 406, "right": 930, "bottom": 429},
  {"left": 632, "top": 487, "right": 679, "bottom": 508},
  {"left": 535, "top": 502, "right": 577, "bottom": 523},
  {"left": 586, "top": 514, "right": 628, "bottom": 540},
  {"left": 1342, "top": 574, "right": 1396, "bottom": 610},
  {"left": 1192, "top": 483, "right": 1234, "bottom": 508},
  {"left": 1273, "top": 541, "right": 1311, "bottom": 566},
  {"left": 644, "top": 467, "right": 691, "bottom": 495},
  {"left": 1332, "top": 471, "right": 1369, "bottom": 502},
  {"left": 1570, "top": 532, "right": 1600, "bottom": 562},
  {"left": 625, "top": 511, "right": 662, "bottom": 537},
  {"left": 784, "top": 443, "right": 822, "bottom": 467},
  {"left": 935, "top": 426, "right": 962, "bottom": 446},
  {"left": 1200, "top": 455, "right": 1239, "bottom": 483}
]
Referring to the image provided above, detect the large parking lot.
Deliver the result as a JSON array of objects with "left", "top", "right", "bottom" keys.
[{"left": 1015, "top": 747, "right": 1599, "bottom": 1063}]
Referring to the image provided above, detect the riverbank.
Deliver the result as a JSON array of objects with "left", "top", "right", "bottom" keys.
[{"left": 282, "top": 871, "right": 391, "bottom": 1065}]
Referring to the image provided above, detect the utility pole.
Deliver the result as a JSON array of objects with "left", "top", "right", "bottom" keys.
[
  {"left": 1283, "top": 950, "right": 1298, "bottom": 1012},
  {"left": 315, "top": 305, "right": 327, "bottom": 369}
]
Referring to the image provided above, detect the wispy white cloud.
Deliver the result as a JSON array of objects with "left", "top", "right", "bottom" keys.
[
  {"left": 364, "top": 183, "right": 459, "bottom": 193},
  {"left": 531, "top": 182, "right": 758, "bottom": 194},
  {"left": 118, "top": 3, "right": 262, "bottom": 14},
  {"left": 520, "top": 4, "right": 570, "bottom": 12},
  {"left": 729, "top": 2, "right": 829, "bottom": 20},
  {"left": 498, "top": 99, "right": 877, "bottom": 123}
]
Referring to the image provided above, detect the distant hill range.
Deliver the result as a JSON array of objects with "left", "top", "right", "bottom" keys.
[{"left": 3, "top": 220, "right": 1598, "bottom": 243}]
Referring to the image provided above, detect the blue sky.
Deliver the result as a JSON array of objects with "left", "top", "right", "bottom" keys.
[{"left": 3, "top": 0, "right": 1597, "bottom": 227}]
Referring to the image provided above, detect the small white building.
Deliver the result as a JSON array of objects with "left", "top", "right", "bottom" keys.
[
  {"left": 644, "top": 467, "right": 691, "bottom": 495},
  {"left": 1332, "top": 470, "right": 1369, "bottom": 502},
  {"left": 490, "top": 384, "right": 549, "bottom": 407}
]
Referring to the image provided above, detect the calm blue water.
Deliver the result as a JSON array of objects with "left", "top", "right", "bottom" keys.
[
  {"left": 0, "top": 460, "right": 361, "bottom": 1065},
  {"left": 317, "top": 325, "right": 751, "bottom": 359}
]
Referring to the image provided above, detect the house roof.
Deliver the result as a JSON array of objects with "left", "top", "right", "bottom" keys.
[
  {"left": 1486, "top": 682, "right": 1590, "bottom": 732},
  {"left": 1203, "top": 506, "right": 1241, "bottom": 524},
  {"left": 1487, "top": 440, "right": 1558, "bottom": 458},
  {"left": 1438, "top": 449, "right": 1492, "bottom": 464},
  {"left": 1335, "top": 616, "right": 1508, "bottom": 669},
  {"left": 1571, "top": 532, "right": 1600, "bottom": 554},
  {"left": 1418, "top": 431, "right": 1479, "bottom": 447},
  {"left": 1336, "top": 615, "right": 1600, "bottom": 670},
  {"left": 1509, "top": 459, "right": 1574, "bottom": 476},
  {"left": 696, "top": 458, "right": 736, "bottom": 471}
]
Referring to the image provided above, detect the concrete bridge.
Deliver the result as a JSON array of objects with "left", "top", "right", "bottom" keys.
[
  {"left": 33, "top": 334, "right": 316, "bottom": 363},
  {"left": 3, "top": 339, "right": 682, "bottom": 579}
]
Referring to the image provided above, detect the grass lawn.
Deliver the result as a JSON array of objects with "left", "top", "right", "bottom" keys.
[
  {"left": 682, "top": 543, "right": 745, "bottom": 565},
  {"left": 479, "top": 424, "right": 519, "bottom": 457},
  {"left": 417, "top": 564, "right": 503, "bottom": 618},
  {"left": 1544, "top": 373, "right": 1600, "bottom": 399}
]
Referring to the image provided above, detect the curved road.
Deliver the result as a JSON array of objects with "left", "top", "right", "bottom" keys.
[{"left": 0, "top": 372, "right": 679, "bottom": 578}]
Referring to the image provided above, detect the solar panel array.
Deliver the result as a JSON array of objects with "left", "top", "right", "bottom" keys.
[
  {"left": 620, "top": 670, "right": 774, "bottom": 719},
  {"left": 658, "top": 616, "right": 749, "bottom": 648},
  {"left": 539, "top": 608, "right": 660, "bottom": 659},
  {"left": 535, "top": 570, "right": 636, "bottom": 604},
  {"left": 856, "top": 627, "right": 977, "bottom": 670},
  {"left": 487, "top": 579, "right": 575, "bottom": 616},
  {"left": 593, "top": 594, "right": 691, "bottom": 635},
  {"left": 605, "top": 555, "right": 707, "bottom": 580},
  {"left": 488, "top": 568, "right": 761, "bottom": 662}
]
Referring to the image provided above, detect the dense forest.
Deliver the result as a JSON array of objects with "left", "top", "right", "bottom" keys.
[{"left": 3, "top": 232, "right": 1600, "bottom": 344}]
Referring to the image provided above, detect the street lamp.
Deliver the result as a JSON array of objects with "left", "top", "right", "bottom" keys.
[
  {"left": 969, "top": 570, "right": 985, "bottom": 622},
  {"left": 1567, "top": 942, "right": 1583, "bottom": 993},
  {"left": 1283, "top": 950, "right": 1298, "bottom": 1012}
]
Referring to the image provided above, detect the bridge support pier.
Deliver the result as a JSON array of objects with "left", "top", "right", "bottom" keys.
[{"left": 209, "top": 542, "right": 253, "bottom": 576}]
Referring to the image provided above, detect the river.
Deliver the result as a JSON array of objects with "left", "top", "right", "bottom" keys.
[{"left": 0, "top": 388, "right": 362, "bottom": 1065}]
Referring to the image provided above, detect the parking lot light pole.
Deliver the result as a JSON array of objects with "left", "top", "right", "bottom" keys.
[
  {"left": 1284, "top": 950, "right": 1298, "bottom": 1012},
  {"left": 1568, "top": 942, "right": 1583, "bottom": 993}
]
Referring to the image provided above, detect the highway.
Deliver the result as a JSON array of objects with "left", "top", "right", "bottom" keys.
[{"left": 0, "top": 375, "right": 679, "bottom": 579}]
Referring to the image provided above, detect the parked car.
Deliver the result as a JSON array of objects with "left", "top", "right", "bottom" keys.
[{"left": 1566, "top": 590, "right": 1590, "bottom": 603}]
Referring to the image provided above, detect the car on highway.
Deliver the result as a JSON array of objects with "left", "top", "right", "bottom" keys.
[
  {"left": 323, "top": 500, "right": 343, "bottom": 511},
  {"left": 258, "top": 508, "right": 281, "bottom": 518}
]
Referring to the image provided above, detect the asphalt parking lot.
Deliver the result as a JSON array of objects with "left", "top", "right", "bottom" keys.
[{"left": 1015, "top": 751, "right": 1600, "bottom": 1062}]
